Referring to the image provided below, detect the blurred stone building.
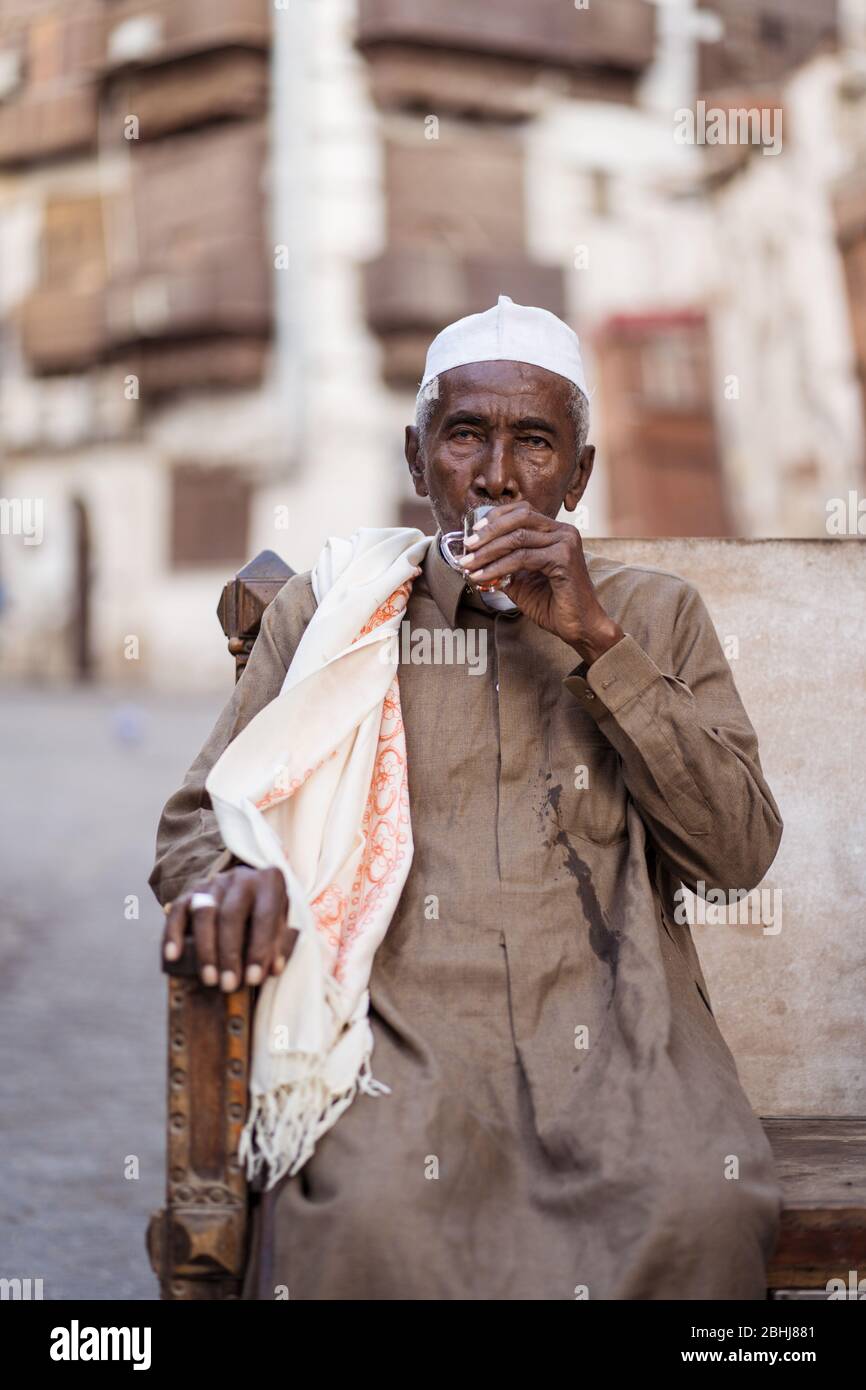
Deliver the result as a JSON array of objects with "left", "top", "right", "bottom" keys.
[{"left": 0, "top": 0, "right": 863, "bottom": 686}]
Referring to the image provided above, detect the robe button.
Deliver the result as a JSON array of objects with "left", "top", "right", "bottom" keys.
[{"left": 586, "top": 691, "right": 595, "bottom": 700}]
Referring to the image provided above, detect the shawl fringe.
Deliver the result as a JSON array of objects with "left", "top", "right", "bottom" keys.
[{"left": 239, "top": 1050, "right": 392, "bottom": 1191}]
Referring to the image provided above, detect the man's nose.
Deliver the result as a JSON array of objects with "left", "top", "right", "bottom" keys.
[{"left": 475, "top": 436, "right": 519, "bottom": 501}]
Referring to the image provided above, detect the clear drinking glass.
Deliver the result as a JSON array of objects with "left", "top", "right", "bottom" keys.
[{"left": 441, "top": 503, "right": 512, "bottom": 592}]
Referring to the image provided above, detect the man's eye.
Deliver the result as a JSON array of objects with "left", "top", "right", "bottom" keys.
[
  {"left": 522, "top": 435, "right": 550, "bottom": 449},
  {"left": 452, "top": 429, "right": 480, "bottom": 440}
]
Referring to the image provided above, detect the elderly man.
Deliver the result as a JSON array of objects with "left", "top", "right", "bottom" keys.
[{"left": 150, "top": 296, "right": 783, "bottom": 1301}]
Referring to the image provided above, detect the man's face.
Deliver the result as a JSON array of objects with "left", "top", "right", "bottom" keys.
[{"left": 404, "top": 359, "right": 595, "bottom": 534}]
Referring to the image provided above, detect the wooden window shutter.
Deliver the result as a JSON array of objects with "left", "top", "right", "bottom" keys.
[{"left": 170, "top": 464, "right": 252, "bottom": 568}]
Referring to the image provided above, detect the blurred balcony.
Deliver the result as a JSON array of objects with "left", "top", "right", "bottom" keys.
[
  {"left": 19, "top": 124, "right": 271, "bottom": 391},
  {"left": 20, "top": 289, "right": 108, "bottom": 373},
  {"left": 356, "top": 0, "right": 657, "bottom": 113},
  {"left": 363, "top": 247, "right": 566, "bottom": 388},
  {"left": 698, "top": 0, "right": 839, "bottom": 98},
  {"left": 102, "top": 0, "right": 269, "bottom": 70},
  {"left": 0, "top": 0, "right": 271, "bottom": 167},
  {"left": 0, "top": 4, "right": 104, "bottom": 167},
  {"left": 105, "top": 122, "right": 272, "bottom": 386},
  {"left": 101, "top": 48, "right": 268, "bottom": 141},
  {"left": 18, "top": 193, "right": 109, "bottom": 372},
  {"left": 101, "top": 0, "right": 270, "bottom": 140},
  {"left": 594, "top": 311, "right": 733, "bottom": 537}
]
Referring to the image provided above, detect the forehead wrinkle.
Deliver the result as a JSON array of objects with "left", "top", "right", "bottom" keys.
[{"left": 435, "top": 378, "right": 570, "bottom": 427}]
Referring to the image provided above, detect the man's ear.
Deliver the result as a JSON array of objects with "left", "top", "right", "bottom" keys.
[
  {"left": 405, "top": 425, "right": 429, "bottom": 498},
  {"left": 563, "top": 444, "right": 595, "bottom": 511}
]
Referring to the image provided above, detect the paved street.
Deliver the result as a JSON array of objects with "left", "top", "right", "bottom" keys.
[{"left": 0, "top": 684, "right": 225, "bottom": 1300}]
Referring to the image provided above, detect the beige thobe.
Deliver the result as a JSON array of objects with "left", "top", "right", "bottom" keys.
[{"left": 149, "top": 534, "right": 784, "bottom": 1300}]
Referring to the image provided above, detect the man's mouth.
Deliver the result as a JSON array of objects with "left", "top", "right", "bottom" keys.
[{"left": 461, "top": 497, "right": 508, "bottom": 525}]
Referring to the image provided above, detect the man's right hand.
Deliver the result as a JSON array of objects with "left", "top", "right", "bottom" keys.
[{"left": 162, "top": 865, "right": 296, "bottom": 991}]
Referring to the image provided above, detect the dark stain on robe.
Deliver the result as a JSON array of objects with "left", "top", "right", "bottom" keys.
[{"left": 544, "top": 779, "right": 621, "bottom": 976}]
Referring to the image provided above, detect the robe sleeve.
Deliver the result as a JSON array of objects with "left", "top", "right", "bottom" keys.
[
  {"left": 562, "top": 580, "right": 783, "bottom": 896},
  {"left": 147, "top": 572, "right": 316, "bottom": 906}
]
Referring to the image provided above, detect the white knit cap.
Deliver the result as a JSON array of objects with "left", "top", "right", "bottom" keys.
[{"left": 419, "top": 294, "right": 588, "bottom": 399}]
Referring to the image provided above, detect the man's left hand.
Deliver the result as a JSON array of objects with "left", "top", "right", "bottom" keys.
[{"left": 460, "top": 501, "right": 625, "bottom": 666}]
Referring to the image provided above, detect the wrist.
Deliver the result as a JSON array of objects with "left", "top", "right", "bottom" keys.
[{"left": 568, "top": 617, "right": 625, "bottom": 667}]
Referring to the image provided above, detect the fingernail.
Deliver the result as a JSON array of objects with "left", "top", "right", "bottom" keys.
[
  {"left": 164, "top": 942, "right": 179, "bottom": 961},
  {"left": 465, "top": 533, "right": 480, "bottom": 547},
  {"left": 474, "top": 516, "right": 489, "bottom": 529},
  {"left": 220, "top": 970, "right": 238, "bottom": 992},
  {"left": 245, "top": 964, "right": 263, "bottom": 986},
  {"left": 201, "top": 965, "right": 218, "bottom": 986},
  {"left": 274, "top": 955, "right": 287, "bottom": 973}
]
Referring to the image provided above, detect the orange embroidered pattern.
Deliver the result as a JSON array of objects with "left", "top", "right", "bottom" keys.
[
  {"left": 331, "top": 582, "right": 412, "bottom": 978},
  {"left": 332, "top": 680, "right": 410, "bottom": 980},
  {"left": 254, "top": 748, "right": 338, "bottom": 814},
  {"left": 355, "top": 579, "right": 413, "bottom": 641},
  {"left": 257, "top": 579, "right": 414, "bottom": 981}
]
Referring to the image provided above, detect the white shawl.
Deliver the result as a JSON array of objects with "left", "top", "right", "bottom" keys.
[{"left": 206, "top": 526, "right": 433, "bottom": 1189}]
